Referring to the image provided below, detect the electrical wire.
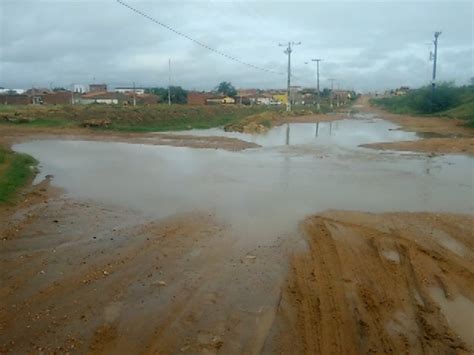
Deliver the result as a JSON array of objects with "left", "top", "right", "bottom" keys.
[{"left": 116, "top": 0, "right": 284, "bottom": 75}]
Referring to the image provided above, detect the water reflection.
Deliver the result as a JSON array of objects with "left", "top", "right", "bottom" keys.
[{"left": 171, "top": 118, "right": 418, "bottom": 149}]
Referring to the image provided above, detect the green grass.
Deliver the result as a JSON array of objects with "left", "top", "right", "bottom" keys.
[
  {"left": 0, "top": 104, "right": 272, "bottom": 132},
  {"left": 0, "top": 147, "right": 38, "bottom": 203},
  {"left": 437, "top": 100, "right": 474, "bottom": 126},
  {"left": 371, "top": 84, "right": 474, "bottom": 117}
]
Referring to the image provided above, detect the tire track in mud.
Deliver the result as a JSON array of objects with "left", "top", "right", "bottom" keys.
[{"left": 273, "top": 211, "right": 474, "bottom": 354}]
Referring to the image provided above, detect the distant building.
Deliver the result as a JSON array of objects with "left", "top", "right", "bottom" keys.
[
  {"left": 0, "top": 88, "right": 26, "bottom": 95},
  {"left": 124, "top": 92, "right": 160, "bottom": 105},
  {"left": 395, "top": 86, "right": 410, "bottom": 96},
  {"left": 115, "top": 87, "right": 146, "bottom": 95},
  {"left": 43, "top": 91, "right": 73, "bottom": 105},
  {"left": 272, "top": 94, "right": 287, "bottom": 105},
  {"left": 78, "top": 91, "right": 128, "bottom": 105},
  {"left": 187, "top": 91, "right": 213, "bottom": 105},
  {"left": 89, "top": 84, "right": 107, "bottom": 93},
  {"left": 0, "top": 94, "right": 30, "bottom": 105},
  {"left": 73, "top": 84, "right": 87, "bottom": 93},
  {"left": 205, "top": 95, "right": 235, "bottom": 105}
]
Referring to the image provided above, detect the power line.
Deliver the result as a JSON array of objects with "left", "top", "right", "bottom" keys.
[{"left": 116, "top": 0, "right": 284, "bottom": 75}]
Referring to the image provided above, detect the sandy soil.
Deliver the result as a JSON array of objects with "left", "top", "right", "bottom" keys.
[
  {"left": 0, "top": 182, "right": 297, "bottom": 354},
  {"left": 361, "top": 138, "right": 474, "bottom": 155},
  {"left": 356, "top": 96, "right": 474, "bottom": 155},
  {"left": 2, "top": 181, "right": 473, "bottom": 353},
  {"left": 273, "top": 211, "right": 474, "bottom": 354},
  {"left": 0, "top": 125, "right": 259, "bottom": 151}
]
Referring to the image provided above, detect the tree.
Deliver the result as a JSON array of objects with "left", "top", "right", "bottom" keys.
[
  {"left": 216, "top": 81, "right": 237, "bottom": 97},
  {"left": 145, "top": 86, "right": 187, "bottom": 104}
]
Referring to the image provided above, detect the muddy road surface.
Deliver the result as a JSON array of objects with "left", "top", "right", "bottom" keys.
[{"left": 1, "top": 110, "right": 474, "bottom": 353}]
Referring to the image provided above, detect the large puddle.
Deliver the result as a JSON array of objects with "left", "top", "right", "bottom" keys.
[
  {"left": 170, "top": 116, "right": 419, "bottom": 148},
  {"left": 13, "top": 117, "right": 474, "bottom": 243}
]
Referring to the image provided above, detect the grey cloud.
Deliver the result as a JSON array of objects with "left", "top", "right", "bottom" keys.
[{"left": 0, "top": 0, "right": 472, "bottom": 91}]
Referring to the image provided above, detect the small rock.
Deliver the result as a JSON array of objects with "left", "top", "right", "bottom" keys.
[
  {"left": 103, "top": 271, "right": 109, "bottom": 276},
  {"left": 245, "top": 255, "right": 257, "bottom": 260}
]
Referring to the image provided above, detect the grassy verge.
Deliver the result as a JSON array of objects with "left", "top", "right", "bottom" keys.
[
  {"left": 0, "top": 147, "right": 38, "bottom": 203},
  {"left": 370, "top": 83, "right": 474, "bottom": 126},
  {"left": 0, "top": 104, "right": 271, "bottom": 132}
]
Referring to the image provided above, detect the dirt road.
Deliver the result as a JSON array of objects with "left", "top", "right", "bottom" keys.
[
  {"left": 274, "top": 211, "right": 474, "bottom": 354},
  {"left": 1, "top": 104, "right": 474, "bottom": 353}
]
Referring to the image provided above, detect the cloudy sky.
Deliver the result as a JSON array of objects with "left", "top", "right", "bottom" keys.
[{"left": 1, "top": 0, "right": 472, "bottom": 92}]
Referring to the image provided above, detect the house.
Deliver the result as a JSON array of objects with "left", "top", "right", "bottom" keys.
[
  {"left": 124, "top": 93, "right": 160, "bottom": 105},
  {"left": 395, "top": 86, "right": 410, "bottom": 96},
  {"left": 187, "top": 91, "right": 213, "bottom": 105},
  {"left": 222, "top": 96, "right": 235, "bottom": 104},
  {"left": 115, "top": 87, "right": 146, "bottom": 95},
  {"left": 331, "top": 90, "right": 352, "bottom": 106},
  {"left": 0, "top": 88, "right": 26, "bottom": 95},
  {"left": 43, "top": 91, "right": 73, "bottom": 105},
  {"left": 89, "top": 84, "right": 107, "bottom": 93},
  {"left": 255, "top": 94, "right": 273, "bottom": 105},
  {"left": 205, "top": 95, "right": 235, "bottom": 105},
  {"left": 73, "top": 84, "right": 87, "bottom": 93},
  {"left": 272, "top": 94, "right": 287, "bottom": 105},
  {"left": 237, "top": 89, "right": 258, "bottom": 97},
  {"left": 77, "top": 91, "right": 128, "bottom": 105},
  {"left": 0, "top": 94, "right": 30, "bottom": 105}
]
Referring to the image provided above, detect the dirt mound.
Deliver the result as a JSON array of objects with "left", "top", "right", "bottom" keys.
[{"left": 275, "top": 211, "right": 474, "bottom": 354}]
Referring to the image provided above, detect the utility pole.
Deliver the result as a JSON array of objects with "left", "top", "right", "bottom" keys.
[
  {"left": 279, "top": 41, "right": 301, "bottom": 112},
  {"left": 312, "top": 58, "right": 323, "bottom": 110},
  {"left": 168, "top": 58, "right": 171, "bottom": 105},
  {"left": 431, "top": 31, "right": 441, "bottom": 91},
  {"left": 133, "top": 81, "right": 136, "bottom": 106},
  {"left": 71, "top": 84, "right": 74, "bottom": 105},
  {"left": 328, "top": 78, "right": 336, "bottom": 108}
]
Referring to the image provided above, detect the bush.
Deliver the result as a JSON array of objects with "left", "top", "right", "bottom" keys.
[
  {"left": 372, "top": 83, "right": 474, "bottom": 116},
  {"left": 410, "top": 83, "right": 462, "bottom": 113}
]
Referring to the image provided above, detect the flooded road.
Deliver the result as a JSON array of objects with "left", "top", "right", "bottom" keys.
[
  {"left": 5, "top": 115, "right": 474, "bottom": 353},
  {"left": 13, "top": 117, "right": 474, "bottom": 243}
]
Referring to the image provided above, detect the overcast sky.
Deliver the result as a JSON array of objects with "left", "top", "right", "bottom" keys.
[{"left": 1, "top": 0, "right": 472, "bottom": 92}]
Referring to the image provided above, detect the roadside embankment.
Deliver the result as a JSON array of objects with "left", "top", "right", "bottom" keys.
[{"left": 356, "top": 96, "right": 474, "bottom": 155}]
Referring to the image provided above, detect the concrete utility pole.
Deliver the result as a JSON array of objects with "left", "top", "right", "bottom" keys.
[
  {"left": 312, "top": 58, "right": 323, "bottom": 110},
  {"left": 328, "top": 78, "right": 336, "bottom": 108},
  {"left": 431, "top": 31, "right": 441, "bottom": 91},
  {"left": 168, "top": 58, "right": 172, "bottom": 105},
  {"left": 279, "top": 41, "right": 301, "bottom": 112},
  {"left": 70, "top": 84, "right": 74, "bottom": 105},
  {"left": 132, "top": 81, "right": 137, "bottom": 106}
]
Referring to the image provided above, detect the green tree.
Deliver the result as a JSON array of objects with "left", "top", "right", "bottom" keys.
[
  {"left": 145, "top": 86, "right": 187, "bottom": 104},
  {"left": 216, "top": 81, "right": 237, "bottom": 97}
]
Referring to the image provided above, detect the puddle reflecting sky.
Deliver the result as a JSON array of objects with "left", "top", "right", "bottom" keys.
[
  {"left": 169, "top": 118, "right": 419, "bottom": 148},
  {"left": 13, "top": 118, "right": 474, "bottom": 242}
]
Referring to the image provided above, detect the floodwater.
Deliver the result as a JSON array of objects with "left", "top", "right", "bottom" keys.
[
  {"left": 13, "top": 117, "right": 474, "bottom": 244},
  {"left": 172, "top": 115, "right": 419, "bottom": 148},
  {"left": 430, "top": 287, "right": 474, "bottom": 348}
]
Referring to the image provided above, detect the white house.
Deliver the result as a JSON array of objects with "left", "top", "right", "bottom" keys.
[
  {"left": 73, "top": 84, "right": 87, "bottom": 93},
  {"left": 0, "top": 88, "right": 26, "bottom": 94},
  {"left": 115, "top": 87, "right": 145, "bottom": 95}
]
